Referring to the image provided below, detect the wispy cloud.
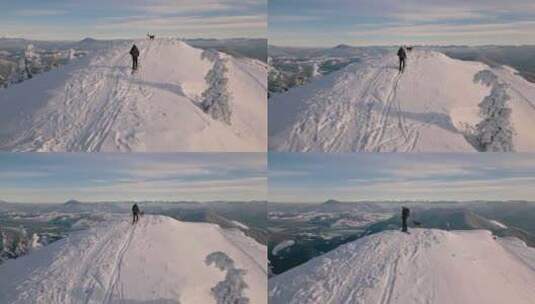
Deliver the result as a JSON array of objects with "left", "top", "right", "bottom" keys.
[
  {"left": 136, "top": 1, "right": 233, "bottom": 14},
  {"left": 131, "top": 0, "right": 265, "bottom": 14},
  {"left": 349, "top": 21, "right": 535, "bottom": 38},
  {"left": 380, "top": 162, "right": 475, "bottom": 179},
  {"left": 14, "top": 9, "right": 68, "bottom": 17},
  {"left": 269, "top": 15, "right": 325, "bottom": 23},
  {"left": 97, "top": 14, "right": 266, "bottom": 31},
  {"left": 0, "top": 171, "right": 52, "bottom": 179},
  {"left": 393, "top": 8, "right": 487, "bottom": 22}
]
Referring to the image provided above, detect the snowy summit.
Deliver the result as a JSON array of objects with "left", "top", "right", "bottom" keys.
[
  {"left": 269, "top": 229, "right": 535, "bottom": 304},
  {"left": 0, "top": 215, "right": 267, "bottom": 304},
  {"left": 0, "top": 39, "right": 267, "bottom": 152},
  {"left": 269, "top": 50, "right": 535, "bottom": 152}
]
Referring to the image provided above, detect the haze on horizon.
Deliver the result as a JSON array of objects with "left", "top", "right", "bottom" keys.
[
  {"left": 0, "top": 153, "right": 266, "bottom": 203},
  {"left": 269, "top": 0, "right": 535, "bottom": 47},
  {"left": 269, "top": 153, "right": 535, "bottom": 203},
  {"left": 0, "top": 0, "right": 266, "bottom": 41}
]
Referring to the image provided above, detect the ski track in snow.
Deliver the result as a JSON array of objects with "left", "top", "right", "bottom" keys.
[
  {"left": 103, "top": 220, "right": 138, "bottom": 303},
  {"left": 80, "top": 222, "right": 135, "bottom": 303},
  {"left": 8, "top": 42, "right": 153, "bottom": 152},
  {"left": 9, "top": 217, "right": 136, "bottom": 304},
  {"left": 278, "top": 56, "right": 421, "bottom": 152}
]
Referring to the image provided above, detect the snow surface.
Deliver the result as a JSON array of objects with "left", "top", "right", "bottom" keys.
[
  {"left": 271, "top": 240, "right": 295, "bottom": 256},
  {"left": 231, "top": 220, "right": 249, "bottom": 230},
  {"left": 498, "top": 237, "right": 535, "bottom": 272},
  {"left": 489, "top": 219, "right": 508, "bottom": 229},
  {"left": 0, "top": 215, "right": 267, "bottom": 304},
  {"left": 0, "top": 38, "right": 267, "bottom": 152},
  {"left": 269, "top": 229, "right": 535, "bottom": 304},
  {"left": 269, "top": 50, "right": 535, "bottom": 152}
]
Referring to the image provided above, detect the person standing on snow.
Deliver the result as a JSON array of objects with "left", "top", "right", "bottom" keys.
[
  {"left": 397, "top": 46, "right": 407, "bottom": 73},
  {"left": 129, "top": 44, "right": 140, "bottom": 72},
  {"left": 132, "top": 203, "right": 140, "bottom": 224},
  {"left": 401, "top": 206, "right": 410, "bottom": 232}
]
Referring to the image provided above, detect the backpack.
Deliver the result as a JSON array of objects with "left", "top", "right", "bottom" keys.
[
  {"left": 130, "top": 46, "right": 139, "bottom": 57},
  {"left": 397, "top": 48, "right": 406, "bottom": 58}
]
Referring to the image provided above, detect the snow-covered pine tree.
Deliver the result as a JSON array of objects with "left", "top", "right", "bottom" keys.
[
  {"left": 68, "top": 48, "right": 76, "bottom": 61},
  {"left": 468, "top": 70, "right": 515, "bottom": 152},
  {"left": 7, "top": 230, "right": 30, "bottom": 259},
  {"left": 200, "top": 50, "right": 233, "bottom": 125},
  {"left": 23, "top": 56, "right": 32, "bottom": 79},
  {"left": 25, "top": 44, "right": 40, "bottom": 65},
  {"left": 201, "top": 49, "right": 219, "bottom": 62},
  {"left": 474, "top": 83, "right": 514, "bottom": 151},
  {"left": 8, "top": 56, "right": 29, "bottom": 84},
  {"left": 0, "top": 74, "right": 6, "bottom": 88},
  {"left": 24, "top": 44, "right": 43, "bottom": 78},
  {"left": 6, "top": 45, "right": 44, "bottom": 86}
]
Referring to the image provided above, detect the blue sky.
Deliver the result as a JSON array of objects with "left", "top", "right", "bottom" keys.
[
  {"left": 269, "top": 0, "right": 535, "bottom": 47},
  {"left": 0, "top": 0, "right": 266, "bottom": 40},
  {"left": 0, "top": 153, "right": 266, "bottom": 203},
  {"left": 269, "top": 153, "right": 535, "bottom": 203}
]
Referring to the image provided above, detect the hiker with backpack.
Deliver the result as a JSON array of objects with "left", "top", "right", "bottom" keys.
[
  {"left": 129, "top": 44, "right": 140, "bottom": 73},
  {"left": 401, "top": 206, "right": 410, "bottom": 232},
  {"left": 132, "top": 203, "right": 140, "bottom": 224},
  {"left": 397, "top": 46, "right": 407, "bottom": 73}
]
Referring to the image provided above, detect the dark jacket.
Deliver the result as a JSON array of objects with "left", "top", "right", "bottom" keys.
[
  {"left": 397, "top": 47, "right": 407, "bottom": 59},
  {"left": 402, "top": 207, "right": 410, "bottom": 219},
  {"left": 132, "top": 204, "right": 140, "bottom": 214},
  {"left": 130, "top": 45, "right": 140, "bottom": 58}
]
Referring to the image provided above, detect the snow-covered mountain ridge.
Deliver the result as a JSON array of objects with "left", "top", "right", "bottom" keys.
[
  {"left": 0, "top": 215, "right": 267, "bottom": 304},
  {"left": 0, "top": 38, "right": 267, "bottom": 152},
  {"left": 269, "top": 50, "right": 535, "bottom": 152},
  {"left": 269, "top": 228, "right": 535, "bottom": 304}
]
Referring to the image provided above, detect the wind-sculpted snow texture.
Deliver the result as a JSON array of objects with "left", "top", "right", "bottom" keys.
[
  {"left": 206, "top": 251, "right": 250, "bottom": 304},
  {"left": 0, "top": 38, "right": 267, "bottom": 152},
  {"left": 0, "top": 215, "right": 267, "bottom": 304},
  {"left": 269, "top": 229, "right": 535, "bottom": 304},
  {"left": 269, "top": 50, "right": 535, "bottom": 152}
]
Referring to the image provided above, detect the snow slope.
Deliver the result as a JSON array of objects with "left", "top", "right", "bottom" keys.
[
  {"left": 269, "top": 50, "right": 535, "bottom": 152},
  {"left": 0, "top": 215, "right": 267, "bottom": 304},
  {"left": 0, "top": 38, "right": 267, "bottom": 152},
  {"left": 269, "top": 229, "right": 535, "bottom": 304}
]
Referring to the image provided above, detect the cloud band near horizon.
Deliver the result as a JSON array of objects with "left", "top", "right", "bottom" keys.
[
  {"left": 0, "top": 153, "right": 266, "bottom": 203},
  {"left": 269, "top": 0, "right": 535, "bottom": 47},
  {"left": 1, "top": 0, "right": 266, "bottom": 40},
  {"left": 269, "top": 153, "right": 535, "bottom": 203}
]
